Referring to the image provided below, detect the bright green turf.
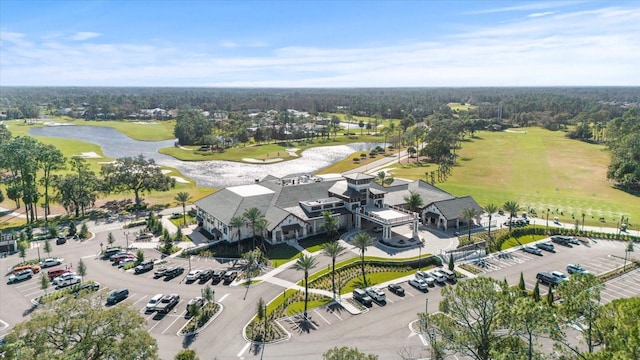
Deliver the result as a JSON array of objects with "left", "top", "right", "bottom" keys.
[{"left": 389, "top": 128, "right": 640, "bottom": 228}]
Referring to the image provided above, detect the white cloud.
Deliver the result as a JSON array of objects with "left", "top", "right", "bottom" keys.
[
  {"left": 70, "top": 32, "right": 101, "bottom": 41},
  {"left": 1, "top": 5, "right": 639, "bottom": 87},
  {"left": 528, "top": 11, "right": 555, "bottom": 17}
]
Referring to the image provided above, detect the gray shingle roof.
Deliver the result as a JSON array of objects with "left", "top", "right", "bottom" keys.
[
  {"left": 433, "top": 196, "right": 483, "bottom": 220},
  {"left": 194, "top": 188, "right": 274, "bottom": 224}
]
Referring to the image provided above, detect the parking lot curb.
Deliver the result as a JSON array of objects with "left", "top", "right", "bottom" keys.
[{"left": 176, "top": 302, "right": 224, "bottom": 337}]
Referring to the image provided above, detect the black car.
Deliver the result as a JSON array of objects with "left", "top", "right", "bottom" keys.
[
  {"left": 223, "top": 270, "right": 237, "bottom": 284},
  {"left": 106, "top": 288, "right": 129, "bottom": 305},
  {"left": 551, "top": 236, "right": 572, "bottom": 247},
  {"left": 536, "top": 242, "right": 556, "bottom": 253},
  {"left": 536, "top": 272, "right": 561, "bottom": 286},
  {"left": 71, "top": 281, "right": 101, "bottom": 297},
  {"left": 211, "top": 270, "right": 226, "bottom": 284},
  {"left": 199, "top": 269, "right": 214, "bottom": 282},
  {"left": 387, "top": 283, "right": 405, "bottom": 296},
  {"left": 56, "top": 235, "right": 67, "bottom": 245},
  {"left": 164, "top": 266, "right": 185, "bottom": 280}
]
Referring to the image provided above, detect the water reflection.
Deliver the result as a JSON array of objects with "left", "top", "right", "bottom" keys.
[{"left": 30, "top": 126, "right": 382, "bottom": 188}]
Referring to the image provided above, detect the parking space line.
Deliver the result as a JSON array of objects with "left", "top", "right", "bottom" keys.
[
  {"left": 133, "top": 295, "right": 148, "bottom": 306},
  {"left": 328, "top": 309, "right": 343, "bottom": 321},
  {"left": 385, "top": 297, "right": 394, "bottom": 304},
  {"left": 237, "top": 342, "right": 250, "bottom": 358},
  {"left": 404, "top": 290, "right": 415, "bottom": 297},
  {"left": 313, "top": 309, "right": 331, "bottom": 325},
  {"left": 161, "top": 309, "right": 186, "bottom": 335}
]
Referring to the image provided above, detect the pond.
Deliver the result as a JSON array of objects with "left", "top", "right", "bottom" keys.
[{"left": 30, "top": 125, "right": 383, "bottom": 188}]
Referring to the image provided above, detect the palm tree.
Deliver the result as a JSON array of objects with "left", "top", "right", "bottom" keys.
[
  {"left": 320, "top": 210, "right": 339, "bottom": 240},
  {"left": 483, "top": 203, "right": 499, "bottom": 240},
  {"left": 322, "top": 241, "right": 347, "bottom": 299},
  {"left": 503, "top": 201, "right": 522, "bottom": 232},
  {"left": 461, "top": 207, "right": 482, "bottom": 241},
  {"left": 351, "top": 232, "right": 375, "bottom": 287},
  {"left": 403, "top": 190, "right": 424, "bottom": 212},
  {"left": 292, "top": 254, "right": 318, "bottom": 319},
  {"left": 174, "top": 192, "right": 192, "bottom": 227},
  {"left": 229, "top": 216, "right": 245, "bottom": 254},
  {"left": 254, "top": 218, "right": 269, "bottom": 250},
  {"left": 243, "top": 208, "right": 265, "bottom": 249},
  {"left": 374, "top": 171, "right": 394, "bottom": 187}
]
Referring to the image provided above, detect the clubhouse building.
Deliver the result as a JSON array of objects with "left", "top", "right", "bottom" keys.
[{"left": 194, "top": 173, "right": 482, "bottom": 245}]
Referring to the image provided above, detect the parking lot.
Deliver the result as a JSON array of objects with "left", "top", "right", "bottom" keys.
[{"left": 3, "top": 227, "right": 638, "bottom": 360}]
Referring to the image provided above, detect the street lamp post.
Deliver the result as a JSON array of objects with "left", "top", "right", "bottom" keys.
[
  {"left": 124, "top": 231, "right": 129, "bottom": 250},
  {"left": 418, "top": 238, "right": 425, "bottom": 270},
  {"left": 546, "top": 209, "right": 549, "bottom": 233}
]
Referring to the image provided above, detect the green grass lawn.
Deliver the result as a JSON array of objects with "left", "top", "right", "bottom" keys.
[
  {"left": 341, "top": 269, "right": 417, "bottom": 294},
  {"left": 501, "top": 234, "right": 549, "bottom": 249},
  {"left": 268, "top": 244, "right": 301, "bottom": 268},
  {"left": 315, "top": 146, "right": 403, "bottom": 175},
  {"left": 387, "top": 128, "right": 640, "bottom": 228},
  {"left": 447, "top": 102, "right": 477, "bottom": 112}
]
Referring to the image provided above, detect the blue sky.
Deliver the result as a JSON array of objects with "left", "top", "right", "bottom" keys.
[{"left": 1, "top": 1, "right": 639, "bottom": 87}]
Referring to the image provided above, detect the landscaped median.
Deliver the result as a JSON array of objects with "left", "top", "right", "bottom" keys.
[
  {"left": 243, "top": 254, "right": 443, "bottom": 343},
  {"left": 178, "top": 301, "right": 223, "bottom": 336}
]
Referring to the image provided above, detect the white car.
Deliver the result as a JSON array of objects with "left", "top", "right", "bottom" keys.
[
  {"left": 40, "top": 258, "right": 64, "bottom": 268},
  {"left": 54, "top": 274, "right": 82, "bottom": 288},
  {"left": 8, "top": 269, "right": 34, "bottom": 283},
  {"left": 551, "top": 271, "right": 569, "bottom": 282},
  {"left": 146, "top": 294, "right": 164, "bottom": 312},
  {"left": 415, "top": 271, "right": 435, "bottom": 286},
  {"left": 567, "top": 264, "right": 590, "bottom": 275},
  {"left": 408, "top": 278, "right": 429, "bottom": 291},
  {"left": 186, "top": 270, "right": 202, "bottom": 282},
  {"left": 365, "top": 287, "right": 386, "bottom": 302}
]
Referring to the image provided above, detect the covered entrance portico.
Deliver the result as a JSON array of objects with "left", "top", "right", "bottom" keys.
[{"left": 355, "top": 205, "right": 419, "bottom": 240}]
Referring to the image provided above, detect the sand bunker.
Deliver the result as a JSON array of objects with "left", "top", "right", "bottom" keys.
[
  {"left": 243, "top": 158, "right": 283, "bottom": 163},
  {"left": 75, "top": 152, "right": 101, "bottom": 159},
  {"left": 161, "top": 169, "right": 172, "bottom": 174},
  {"left": 134, "top": 121, "right": 159, "bottom": 125},
  {"left": 285, "top": 148, "right": 299, "bottom": 157},
  {"left": 171, "top": 176, "right": 189, "bottom": 184}
]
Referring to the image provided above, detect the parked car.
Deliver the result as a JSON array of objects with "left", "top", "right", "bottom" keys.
[
  {"left": 523, "top": 245, "right": 543, "bottom": 256},
  {"left": 134, "top": 261, "right": 154, "bottom": 274},
  {"left": 56, "top": 235, "right": 67, "bottom": 245},
  {"left": 136, "top": 232, "right": 154, "bottom": 240},
  {"left": 54, "top": 274, "right": 82, "bottom": 288},
  {"left": 439, "top": 268, "right": 456, "bottom": 282},
  {"left": 8, "top": 269, "right": 33, "bottom": 283},
  {"left": 567, "top": 264, "right": 590, "bottom": 275},
  {"left": 408, "top": 278, "right": 429, "bottom": 291},
  {"left": 40, "top": 257, "right": 64, "bottom": 268},
  {"left": 102, "top": 247, "right": 123, "bottom": 260},
  {"left": 187, "top": 297, "right": 204, "bottom": 316},
  {"left": 12, "top": 264, "right": 41, "bottom": 275},
  {"left": 146, "top": 294, "right": 164, "bottom": 312},
  {"left": 165, "top": 267, "right": 185, "bottom": 280},
  {"left": 568, "top": 237, "right": 581, "bottom": 245},
  {"left": 118, "top": 258, "right": 136, "bottom": 268},
  {"left": 223, "top": 271, "right": 238, "bottom": 284},
  {"left": 430, "top": 270, "right": 447, "bottom": 284},
  {"left": 551, "top": 236, "right": 572, "bottom": 247},
  {"left": 198, "top": 269, "right": 214, "bottom": 282},
  {"left": 186, "top": 270, "right": 202, "bottom": 282},
  {"left": 71, "top": 281, "right": 101, "bottom": 297},
  {"left": 387, "top": 283, "right": 405, "bottom": 296},
  {"left": 156, "top": 294, "right": 180, "bottom": 313},
  {"left": 212, "top": 270, "right": 226, "bottom": 284},
  {"left": 536, "top": 272, "right": 562, "bottom": 286},
  {"left": 352, "top": 288, "right": 373, "bottom": 307},
  {"left": 536, "top": 242, "right": 556, "bottom": 253},
  {"left": 153, "top": 267, "right": 169, "bottom": 278},
  {"left": 551, "top": 271, "right": 569, "bottom": 282},
  {"left": 106, "top": 288, "right": 129, "bottom": 305},
  {"left": 415, "top": 271, "right": 435, "bottom": 286},
  {"left": 47, "top": 268, "right": 70, "bottom": 280},
  {"left": 365, "top": 287, "right": 386, "bottom": 302}
]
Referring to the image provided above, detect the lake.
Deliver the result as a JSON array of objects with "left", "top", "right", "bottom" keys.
[{"left": 30, "top": 125, "right": 383, "bottom": 188}]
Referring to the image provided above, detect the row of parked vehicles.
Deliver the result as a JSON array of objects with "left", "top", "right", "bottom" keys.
[
  {"left": 536, "top": 263, "right": 590, "bottom": 287},
  {"left": 409, "top": 268, "right": 456, "bottom": 291},
  {"left": 522, "top": 236, "right": 581, "bottom": 256},
  {"left": 351, "top": 268, "right": 457, "bottom": 307}
]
